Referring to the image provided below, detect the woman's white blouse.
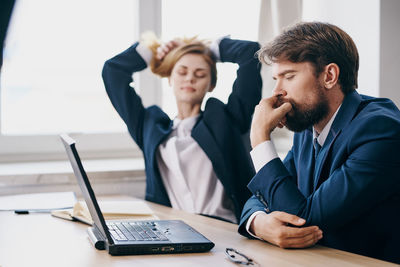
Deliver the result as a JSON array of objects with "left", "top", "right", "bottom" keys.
[{"left": 156, "top": 115, "right": 237, "bottom": 223}]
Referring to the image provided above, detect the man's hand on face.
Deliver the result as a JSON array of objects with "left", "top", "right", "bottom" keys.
[
  {"left": 250, "top": 96, "right": 292, "bottom": 148},
  {"left": 250, "top": 211, "right": 323, "bottom": 248}
]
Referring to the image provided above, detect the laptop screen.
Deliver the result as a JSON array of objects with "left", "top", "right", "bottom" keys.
[{"left": 60, "top": 134, "right": 113, "bottom": 244}]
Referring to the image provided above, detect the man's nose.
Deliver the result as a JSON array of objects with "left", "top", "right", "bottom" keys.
[{"left": 272, "top": 82, "right": 286, "bottom": 96}]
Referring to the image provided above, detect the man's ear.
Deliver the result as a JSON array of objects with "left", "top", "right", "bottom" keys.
[
  {"left": 208, "top": 85, "right": 215, "bottom": 93},
  {"left": 323, "top": 63, "right": 340, "bottom": 89}
]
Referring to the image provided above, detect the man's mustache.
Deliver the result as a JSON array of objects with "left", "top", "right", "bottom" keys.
[{"left": 275, "top": 94, "right": 290, "bottom": 108}]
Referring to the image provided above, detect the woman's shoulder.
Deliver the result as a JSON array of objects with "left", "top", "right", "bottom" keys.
[{"left": 203, "top": 97, "right": 225, "bottom": 111}]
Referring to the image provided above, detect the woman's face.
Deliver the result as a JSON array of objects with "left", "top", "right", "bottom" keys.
[{"left": 169, "top": 53, "right": 213, "bottom": 106}]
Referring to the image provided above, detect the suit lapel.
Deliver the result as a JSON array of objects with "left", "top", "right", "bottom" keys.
[
  {"left": 297, "top": 130, "right": 315, "bottom": 197},
  {"left": 147, "top": 119, "right": 173, "bottom": 158},
  {"left": 313, "top": 91, "right": 362, "bottom": 190},
  {"left": 313, "top": 128, "right": 341, "bottom": 190},
  {"left": 191, "top": 119, "right": 228, "bottom": 186}
]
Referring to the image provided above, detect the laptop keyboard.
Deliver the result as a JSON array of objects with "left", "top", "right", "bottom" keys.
[{"left": 106, "top": 221, "right": 169, "bottom": 242}]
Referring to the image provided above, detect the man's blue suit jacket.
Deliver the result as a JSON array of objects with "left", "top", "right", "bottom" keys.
[
  {"left": 102, "top": 38, "right": 262, "bottom": 222},
  {"left": 239, "top": 91, "right": 400, "bottom": 263}
]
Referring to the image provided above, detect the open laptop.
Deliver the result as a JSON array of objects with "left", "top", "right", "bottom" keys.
[{"left": 60, "top": 134, "right": 214, "bottom": 256}]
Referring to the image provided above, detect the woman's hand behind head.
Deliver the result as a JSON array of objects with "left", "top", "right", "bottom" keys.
[{"left": 156, "top": 39, "right": 183, "bottom": 60}]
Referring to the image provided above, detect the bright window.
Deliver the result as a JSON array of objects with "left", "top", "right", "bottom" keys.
[
  {"left": 1, "top": 0, "right": 136, "bottom": 135},
  {"left": 0, "top": 0, "right": 146, "bottom": 162}
]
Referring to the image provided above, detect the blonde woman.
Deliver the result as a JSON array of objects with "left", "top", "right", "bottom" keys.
[{"left": 102, "top": 35, "right": 262, "bottom": 223}]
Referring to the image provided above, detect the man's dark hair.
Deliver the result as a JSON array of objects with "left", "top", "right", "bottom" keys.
[{"left": 258, "top": 22, "right": 359, "bottom": 94}]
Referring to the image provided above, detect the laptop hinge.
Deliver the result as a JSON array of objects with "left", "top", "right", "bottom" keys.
[{"left": 87, "top": 226, "right": 106, "bottom": 250}]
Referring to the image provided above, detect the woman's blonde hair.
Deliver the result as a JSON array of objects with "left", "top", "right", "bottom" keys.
[{"left": 141, "top": 32, "right": 217, "bottom": 89}]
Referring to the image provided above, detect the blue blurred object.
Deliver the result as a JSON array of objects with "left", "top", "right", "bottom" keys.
[{"left": 0, "top": 0, "right": 15, "bottom": 69}]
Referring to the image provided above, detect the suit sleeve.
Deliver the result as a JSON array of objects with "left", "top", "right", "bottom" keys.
[
  {"left": 238, "top": 148, "right": 297, "bottom": 237},
  {"left": 102, "top": 42, "right": 147, "bottom": 149},
  {"left": 238, "top": 195, "right": 266, "bottom": 238},
  {"left": 247, "top": 116, "right": 400, "bottom": 231},
  {"left": 219, "top": 38, "right": 262, "bottom": 134}
]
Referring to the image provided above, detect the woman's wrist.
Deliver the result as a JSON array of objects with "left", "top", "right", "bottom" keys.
[{"left": 136, "top": 42, "right": 153, "bottom": 65}]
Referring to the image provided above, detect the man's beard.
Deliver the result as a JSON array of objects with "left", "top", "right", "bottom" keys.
[{"left": 283, "top": 85, "right": 329, "bottom": 132}]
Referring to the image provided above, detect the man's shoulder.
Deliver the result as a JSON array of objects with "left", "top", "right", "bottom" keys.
[
  {"left": 356, "top": 95, "right": 400, "bottom": 125},
  {"left": 359, "top": 94, "right": 399, "bottom": 110},
  {"left": 345, "top": 95, "right": 400, "bottom": 141}
]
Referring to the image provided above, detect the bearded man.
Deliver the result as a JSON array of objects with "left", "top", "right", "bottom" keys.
[{"left": 238, "top": 22, "right": 400, "bottom": 264}]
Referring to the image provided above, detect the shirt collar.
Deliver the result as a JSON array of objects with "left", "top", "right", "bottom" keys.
[
  {"left": 172, "top": 114, "right": 200, "bottom": 131},
  {"left": 313, "top": 104, "right": 341, "bottom": 146}
]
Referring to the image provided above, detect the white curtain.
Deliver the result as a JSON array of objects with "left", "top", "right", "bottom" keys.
[{"left": 258, "top": 0, "right": 302, "bottom": 96}]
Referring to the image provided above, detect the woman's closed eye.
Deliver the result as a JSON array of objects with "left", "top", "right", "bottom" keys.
[
  {"left": 177, "top": 70, "right": 187, "bottom": 76},
  {"left": 194, "top": 70, "right": 207, "bottom": 78}
]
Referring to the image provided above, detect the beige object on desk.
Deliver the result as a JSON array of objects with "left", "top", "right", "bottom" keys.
[{"left": 51, "top": 200, "right": 158, "bottom": 225}]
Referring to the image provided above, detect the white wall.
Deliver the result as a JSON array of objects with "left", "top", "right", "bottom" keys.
[
  {"left": 302, "top": 0, "right": 380, "bottom": 97},
  {"left": 380, "top": 0, "right": 400, "bottom": 107}
]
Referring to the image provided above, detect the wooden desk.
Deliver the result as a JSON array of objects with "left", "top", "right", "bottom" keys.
[{"left": 0, "top": 198, "right": 396, "bottom": 267}]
